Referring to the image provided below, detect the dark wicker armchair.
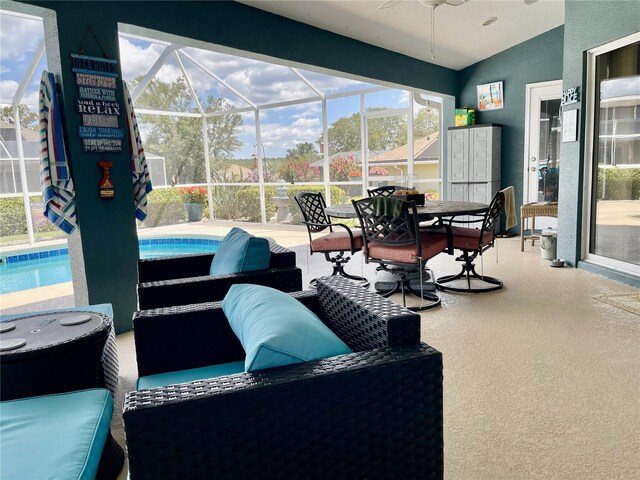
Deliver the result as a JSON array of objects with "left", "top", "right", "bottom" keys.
[
  {"left": 137, "top": 241, "right": 302, "bottom": 309},
  {"left": 124, "top": 276, "right": 443, "bottom": 480}
]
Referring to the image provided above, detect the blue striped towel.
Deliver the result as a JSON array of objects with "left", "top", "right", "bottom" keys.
[
  {"left": 38, "top": 70, "right": 77, "bottom": 234},
  {"left": 124, "top": 81, "right": 152, "bottom": 221}
]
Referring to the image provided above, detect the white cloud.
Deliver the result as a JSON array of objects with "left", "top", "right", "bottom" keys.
[
  {"left": 259, "top": 120, "right": 322, "bottom": 153},
  {"left": 118, "top": 38, "right": 167, "bottom": 82},
  {"left": 0, "top": 14, "right": 43, "bottom": 62},
  {"left": 0, "top": 80, "right": 19, "bottom": 102},
  {"left": 291, "top": 117, "right": 320, "bottom": 128}
]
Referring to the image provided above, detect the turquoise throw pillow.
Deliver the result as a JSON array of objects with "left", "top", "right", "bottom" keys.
[
  {"left": 210, "top": 227, "right": 271, "bottom": 275},
  {"left": 222, "top": 284, "right": 352, "bottom": 371}
]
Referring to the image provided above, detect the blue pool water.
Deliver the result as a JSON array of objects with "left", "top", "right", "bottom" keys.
[{"left": 0, "top": 237, "right": 221, "bottom": 294}]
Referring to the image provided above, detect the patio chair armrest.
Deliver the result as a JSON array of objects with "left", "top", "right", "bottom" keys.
[
  {"left": 133, "top": 291, "right": 321, "bottom": 377},
  {"left": 137, "top": 267, "right": 303, "bottom": 309},
  {"left": 123, "top": 344, "right": 443, "bottom": 480},
  {"left": 315, "top": 276, "right": 421, "bottom": 350},
  {"left": 138, "top": 253, "right": 215, "bottom": 282}
]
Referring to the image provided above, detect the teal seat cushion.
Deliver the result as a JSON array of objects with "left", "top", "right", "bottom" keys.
[
  {"left": 210, "top": 227, "right": 271, "bottom": 275},
  {"left": 222, "top": 284, "right": 352, "bottom": 372},
  {"left": 0, "top": 388, "right": 113, "bottom": 480},
  {"left": 0, "top": 303, "right": 113, "bottom": 323},
  {"left": 137, "top": 360, "right": 245, "bottom": 390}
]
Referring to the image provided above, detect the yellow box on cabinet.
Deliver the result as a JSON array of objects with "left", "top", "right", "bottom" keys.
[{"left": 455, "top": 108, "right": 475, "bottom": 126}]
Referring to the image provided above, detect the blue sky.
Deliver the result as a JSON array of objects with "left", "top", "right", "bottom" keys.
[
  {"left": 0, "top": 12, "right": 46, "bottom": 110},
  {"left": 1, "top": 12, "right": 430, "bottom": 159}
]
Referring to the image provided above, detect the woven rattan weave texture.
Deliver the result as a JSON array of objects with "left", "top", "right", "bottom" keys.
[
  {"left": 520, "top": 202, "right": 558, "bottom": 251},
  {"left": 125, "top": 277, "right": 443, "bottom": 479},
  {"left": 0, "top": 311, "right": 115, "bottom": 400},
  {"left": 137, "top": 241, "right": 302, "bottom": 309}
]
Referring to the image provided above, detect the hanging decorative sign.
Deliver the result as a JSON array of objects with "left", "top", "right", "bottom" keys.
[
  {"left": 79, "top": 126, "right": 124, "bottom": 139},
  {"left": 76, "top": 99, "right": 121, "bottom": 115},
  {"left": 75, "top": 72, "right": 116, "bottom": 89},
  {"left": 82, "top": 114, "right": 118, "bottom": 128},
  {"left": 78, "top": 87, "right": 117, "bottom": 102},
  {"left": 71, "top": 54, "right": 118, "bottom": 77},
  {"left": 561, "top": 87, "right": 580, "bottom": 106},
  {"left": 72, "top": 29, "right": 123, "bottom": 153},
  {"left": 84, "top": 138, "right": 122, "bottom": 152},
  {"left": 98, "top": 161, "right": 115, "bottom": 198}
]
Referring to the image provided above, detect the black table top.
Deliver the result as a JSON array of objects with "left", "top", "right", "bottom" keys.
[
  {"left": 326, "top": 200, "right": 489, "bottom": 219},
  {"left": 0, "top": 311, "right": 108, "bottom": 355}
]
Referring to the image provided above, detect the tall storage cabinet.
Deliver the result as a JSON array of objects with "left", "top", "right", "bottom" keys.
[{"left": 447, "top": 124, "right": 501, "bottom": 203}]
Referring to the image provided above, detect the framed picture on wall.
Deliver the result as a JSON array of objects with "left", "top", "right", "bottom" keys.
[{"left": 477, "top": 81, "right": 504, "bottom": 111}]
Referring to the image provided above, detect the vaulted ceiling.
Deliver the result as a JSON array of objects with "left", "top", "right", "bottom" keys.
[{"left": 239, "top": 0, "right": 565, "bottom": 70}]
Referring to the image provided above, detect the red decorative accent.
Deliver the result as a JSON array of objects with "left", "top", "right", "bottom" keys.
[{"left": 98, "top": 161, "right": 114, "bottom": 199}]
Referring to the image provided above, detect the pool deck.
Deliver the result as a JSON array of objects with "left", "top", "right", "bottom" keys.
[{"left": 0, "top": 221, "right": 311, "bottom": 312}]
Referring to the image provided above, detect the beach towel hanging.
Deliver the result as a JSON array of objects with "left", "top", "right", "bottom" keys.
[
  {"left": 123, "top": 81, "right": 152, "bottom": 221},
  {"left": 38, "top": 70, "right": 78, "bottom": 234}
]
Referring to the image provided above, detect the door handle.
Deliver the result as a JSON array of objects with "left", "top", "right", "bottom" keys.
[
  {"left": 531, "top": 157, "right": 537, "bottom": 163},
  {"left": 530, "top": 167, "right": 537, "bottom": 172}
]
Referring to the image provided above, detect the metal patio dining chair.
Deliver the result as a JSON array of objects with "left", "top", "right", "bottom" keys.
[
  {"left": 435, "top": 190, "right": 505, "bottom": 293},
  {"left": 295, "top": 191, "right": 369, "bottom": 287},
  {"left": 352, "top": 196, "right": 450, "bottom": 311},
  {"left": 367, "top": 185, "right": 402, "bottom": 197}
]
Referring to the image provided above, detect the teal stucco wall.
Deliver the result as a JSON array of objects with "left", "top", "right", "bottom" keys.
[
  {"left": 457, "top": 26, "right": 565, "bottom": 232},
  {"left": 19, "top": 0, "right": 459, "bottom": 331}
]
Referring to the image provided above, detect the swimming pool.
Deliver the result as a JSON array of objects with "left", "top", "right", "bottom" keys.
[{"left": 0, "top": 237, "right": 221, "bottom": 294}]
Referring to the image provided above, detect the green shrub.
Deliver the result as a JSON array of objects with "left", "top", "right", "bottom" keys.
[
  {"left": 0, "top": 196, "right": 28, "bottom": 237},
  {"left": 234, "top": 186, "right": 277, "bottom": 222},
  {"left": 142, "top": 188, "right": 188, "bottom": 227},
  {"left": 0, "top": 195, "right": 64, "bottom": 240},
  {"left": 596, "top": 167, "right": 640, "bottom": 200},
  {"left": 285, "top": 185, "right": 345, "bottom": 225}
]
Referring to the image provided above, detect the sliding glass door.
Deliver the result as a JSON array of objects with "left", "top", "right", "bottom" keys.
[{"left": 585, "top": 34, "right": 640, "bottom": 274}]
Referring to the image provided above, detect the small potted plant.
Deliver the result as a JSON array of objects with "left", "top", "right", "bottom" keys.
[
  {"left": 347, "top": 170, "right": 362, "bottom": 182},
  {"left": 179, "top": 186, "right": 207, "bottom": 222}
]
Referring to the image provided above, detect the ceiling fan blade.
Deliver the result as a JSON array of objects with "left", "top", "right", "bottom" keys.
[{"left": 378, "top": 0, "right": 400, "bottom": 9}]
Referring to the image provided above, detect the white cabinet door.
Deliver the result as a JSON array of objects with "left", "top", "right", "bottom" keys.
[
  {"left": 470, "top": 183, "right": 489, "bottom": 204},
  {"left": 448, "top": 129, "right": 468, "bottom": 183},
  {"left": 469, "top": 127, "right": 492, "bottom": 183},
  {"left": 449, "top": 183, "right": 467, "bottom": 202}
]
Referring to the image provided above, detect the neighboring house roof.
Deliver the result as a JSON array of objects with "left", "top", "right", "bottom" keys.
[
  {"left": 0, "top": 120, "right": 39, "bottom": 142},
  {"left": 369, "top": 133, "right": 439, "bottom": 163}
]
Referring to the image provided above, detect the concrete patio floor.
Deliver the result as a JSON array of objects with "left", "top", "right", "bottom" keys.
[{"left": 1, "top": 220, "right": 638, "bottom": 479}]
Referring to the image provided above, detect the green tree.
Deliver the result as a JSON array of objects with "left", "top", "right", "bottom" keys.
[
  {"left": 321, "top": 107, "right": 440, "bottom": 155},
  {"left": 1, "top": 104, "right": 38, "bottom": 129},
  {"left": 322, "top": 113, "right": 361, "bottom": 155},
  {"left": 413, "top": 108, "right": 439, "bottom": 138},
  {"left": 285, "top": 142, "right": 319, "bottom": 162},
  {"left": 321, "top": 108, "right": 408, "bottom": 155},
  {"left": 276, "top": 142, "right": 320, "bottom": 183},
  {"left": 134, "top": 76, "right": 242, "bottom": 185}
]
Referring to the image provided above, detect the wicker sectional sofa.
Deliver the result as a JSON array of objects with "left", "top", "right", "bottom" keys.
[
  {"left": 137, "top": 242, "right": 302, "bottom": 309},
  {"left": 124, "top": 276, "right": 444, "bottom": 480}
]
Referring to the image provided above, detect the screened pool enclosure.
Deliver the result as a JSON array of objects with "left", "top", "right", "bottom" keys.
[{"left": 0, "top": 13, "right": 444, "bottom": 245}]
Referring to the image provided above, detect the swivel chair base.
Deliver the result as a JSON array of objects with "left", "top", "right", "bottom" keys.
[
  {"left": 309, "top": 252, "right": 370, "bottom": 289},
  {"left": 374, "top": 266, "right": 441, "bottom": 311},
  {"left": 435, "top": 252, "right": 503, "bottom": 293}
]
